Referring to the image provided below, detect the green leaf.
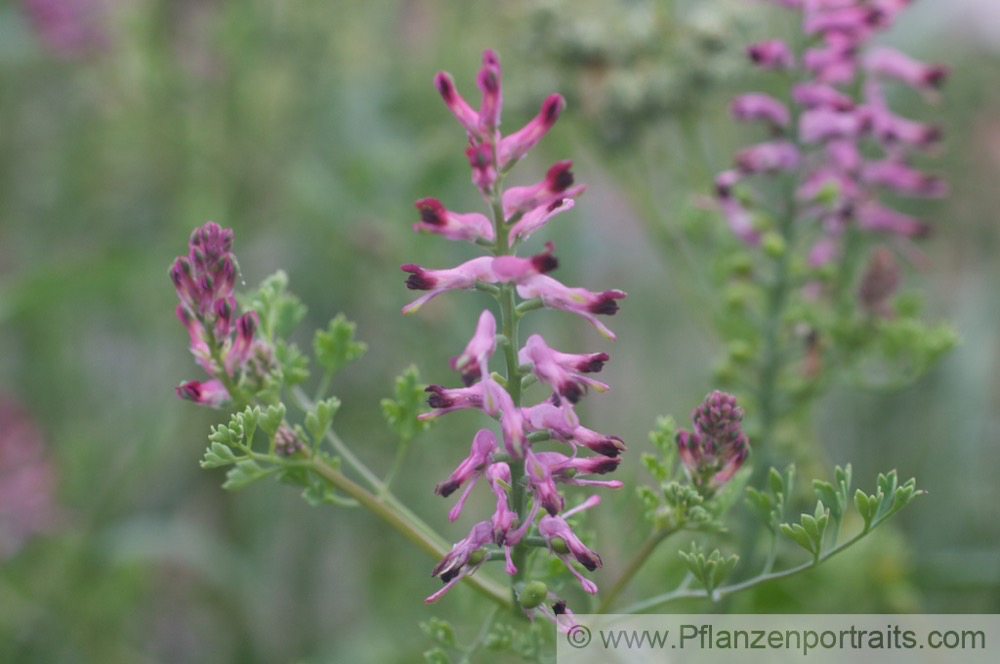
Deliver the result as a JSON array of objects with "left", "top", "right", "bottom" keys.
[
  {"left": 260, "top": 403, "right": 286, "bottom": 440},
  {"left": 641, "top": 452, "right": 669, "bottom": 482},
  {"left": 780, "top": 523, "right": 815, "bottom": 555},
  {"left": 240, "top": 270, "right": 307, "bottom": 340},
  {"left": 679, "top": 542, "right": 738, "bottom": 595},
  {"left": 648, "top": 416, "right": 677, "bottom": 458},
  {"left": 423, "top": 649, "right": 450, "bottom": 664},
  {"left": 420, "top": 618, "right": 458, "bottom": 649},
  {"left": 381, "top": 365, "right": 431, "bottom": 442},
  {"left": 274, "top": 340, "right": 310, "bottom": 386},
  {"left": 223, "top": 459, "right": 266, "bottom": 490},
  {"left": 313, "top": 314, "right": 368, "bottom": 375},
  {"left": 854, "top": 488, "right": 873, "bottom": 528},
  {"left": 305, "top": 397, "right": 341, "bottom": 445},
  {"left": 768, "top": 467, "right": 785, "bottom": 498}
]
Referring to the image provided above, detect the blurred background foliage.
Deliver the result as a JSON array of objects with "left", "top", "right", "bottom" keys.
[{"left": 0, "top": 0, "right": 998, "bottom": 661}]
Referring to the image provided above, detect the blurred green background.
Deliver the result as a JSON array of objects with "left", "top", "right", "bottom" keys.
[{"left": 1, "top": 0, "right": 998, "bottom": 661}]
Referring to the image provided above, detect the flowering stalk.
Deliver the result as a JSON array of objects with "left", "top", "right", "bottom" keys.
[
  {"left": 714, "top": 0, "right": 949, "bottom": 451},
  {"left": 405, "top": 50, "right": 626, "bottom": 621}
]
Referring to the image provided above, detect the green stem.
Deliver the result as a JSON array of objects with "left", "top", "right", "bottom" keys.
[
  {"left": 597, "top": 526, "right": 679, "bottom": 613},
  {"left": 306, "top": 450, "right": 511, "bottom": 609},
  {"left": 619, "top": 526, "right": 873, "bottom": 614}
]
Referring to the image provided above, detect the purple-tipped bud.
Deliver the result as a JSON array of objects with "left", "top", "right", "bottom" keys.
[
  {"left": 476, "top": 50, "right": 502, "bottom": 135},
  {"left": 491, "top": 243, "right": 559, "bottom": 283},
  {"left": 175, "top": 379, "right": 229, "bottom": 408},
  {"left": 861, "top": 159, "right": 948, "bottom": 198},
  {"left": 516, "top": 275, "right": 626, "bottom": 340},
  {"left": 400, "top": 257, "right": 498, "bottom": 314},
  {"left": 735, "top": 141, "right": 801, "bottom": 174},
  {"left": 792, "top": 83, "right": 855, "bottom": 111},
  {"left": 865, "top": 46, "right": 948, "bottom": 91},
  {"left": 508, "top": 197, "right": 576, "bottom": 247},
  {"left": 518, "top": 334, "right": 610, "bottom": 404},
  {"left": 856, "top": 202, "right": 930, "bottom": 237},
  {"left": 730, "top": 93, "right": 790, "bottom": 130},
  {"left": 746, "top": 40, "right": 794, "bottom": 70},
  {"left": 466, "top": 142, "right": 498, "bottom": 194},
  {"left": 498, "top": 94, "right": 565, "bottom": 168},
  {"left": 434, "top": 71, "right": 481, "bottom": 139},
  {"left": 450, "top": 309, "right": 497, "bottom": 386},
  {"left": 799, "top": 108, "right": 869, "bottom": 143},
  {"left": 413, "top": 197, "right": 495, "bottom": 244},
  {"left": 436, "top": 429, "right": 497, "bottom": 521},
  {"left": 502, "top": 161, "right": 586, "bottom": 217},
  {"left": 426, "top": 521, "right": 494, "bottom": 603}
]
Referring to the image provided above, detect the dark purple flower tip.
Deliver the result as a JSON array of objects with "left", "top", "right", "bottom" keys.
[
  {"left": 401, "top": 264, "right": 435, "bottom": 290},
  {"left": 541, "top": 94, "right": 565, "bottom": 127},
  {"left": 466, "top": 143, "right": 493, "bottom": 169},
  {"left": 434, "top": 72, "right": 456, "bottom": 101},
  {"left": 478, "top": 67, "right": 500, "bottom": 93},
  {"left": 545, "top": 161, "right": 575, "bottom": 193},
  {"left": 459, "top": 366, "right": 482, "bottom": 387},
  {"left": 425, "top": 385, "right": 453, "bottom": 408},
  {"left": 530, "top": 243, "right": 559, "bottom": 274},
  {"left": 435, "top": 479, "right": 461, "bottom": 498},
  {"left": 588, "top": 290, "right": 626, "bottom": 315},
  {"left": 592, "top": 435, "right": 626, "bottom": 457},
  {"left": 924, "top": 65, "right": 949, "bottom": 88},
  {"left": 588, "top": 457, "right": 621, "bottom": 475},
  {"left": 552, "top": 600, "right": 568, "bottom": 615},
  {"left": 236, "top": 311, "right": 258, "bottom": 338},
  {"left": 559, "top": 382, "right": 584, "bottom": 404},
  {"left": 577, "top": 353, "right": 609, "bottom": 373},
  {"left": 176, "top": 381, "right": 202, "bottom": 401},
  {"left": 415, "top": 197, "right": 446, "bottom": 226}
]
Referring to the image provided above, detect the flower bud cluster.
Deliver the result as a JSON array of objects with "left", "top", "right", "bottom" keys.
[
  {"left": 170, "top": 222, "right": 271, "bottom": 407},
  {"left": 676, "top": 391, "right": 750, "bottom": 494},
  {"left": 405, "top": 51, "right": 626, "bottom": 618}
]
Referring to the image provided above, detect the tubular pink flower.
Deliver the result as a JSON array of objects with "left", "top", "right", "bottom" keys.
[
  {"left": 799, "top": 109, "right": 869, "bottom": 143},
  {"left": 746, "top": 40, "right": 794, "bottom": 70},
  {"left": 538, "top": 496, "right": 603, "bottom": 594},
  {"left": 436, "top": 429, "right": 498, "bottom": 522},
  {"left": 476, "top": 49, "right": 502, "bottom": 137},
  {"left": 413, "top": 197, "right": 495, "bottom": 244},
  {"left": 521, "top": 399, "right": 581, "bottom": 439},
  {"left": 502, "top": 161, "right": 586, "bottom": 217},
  {"left": 426, "top": 521, "right": 494, "bottom": 604},
  {"left": 177, "top": 305, "right": 214, "bottom": 374},
  {"left": 421, "top": 383, "right": 485, "bottom": 419},
  {"left": 450, "top": 309, "right": 498, "bottom": 386},
  {"left": 729, "top": 93, "right": 790, "bottom": 130},
  {"left": 861, "top": 159, "right": 948, "bottom": 197},
  {"left": 803, "top": 5, "right": 883, "bottom": 36},
  {"left": 485, "top": 380, "right": 527, "bottom": 458},
  {"left": 718, "top": 196, "right": 761, "bottom": 246},
  {"left": 525, "top": 452, "right": 565, "bottom": 516},
  {"left": 518, "top": 334, "right": 609, "bottom": 404},
  {"left": 735, "top": 141, "right": 801, "bottom": 174},
  {"left": 516, "top": 275, "right": 626, "bottom": 340},
  {"left": 176, "top": 379, "right": 230, "bottom": 408},
  {"left": 401, "top": 257, "right": 498, "bottom": 314},
  {"left": 865, "top": 81, "right": 942, "bottom": 149},
  {"left": 557, "top": 423, "right": 626, "bottom": 458},
  {"left": 792, "top": 82, "right": 855, "bottom": 111},
  {"left": 497, "top": 94, "right": 565, "bottom": 168},
  {"left": 491, "top": 243, "right": 559, "bottom": 283},
  {"left": 856, "top": 202, "right": 930, "bottom": 237},
  {"left": 802, "top": 38, "right": 858, "bottom": 84},
  {"left": 466, "top": 142, "right": 498, "bottom": 194},
  {"left": 225, "top": 312, "right": 259, "bottom": 375},
  {"left": 532, "top": 451, "right": 623, "bottom": 489},
  {"left": 508, "top": 198, "right": 576, "bottom": 247},
  {"left": 485, "top": 463, "right": 520, "bottom": 574},
  {"left": 865, "top": 46, "right": 948, "bottom": 92},
  {"left": 434, "top": 71, "right": 481, "bottom": 139}
]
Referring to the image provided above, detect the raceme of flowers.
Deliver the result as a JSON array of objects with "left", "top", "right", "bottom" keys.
[
  {"left": 676, "top": 391, "right": 751, "bottom": 495},
  {"left": 716, "top": 0, "right": 948, "bottom": 264},
  {"left": 403, "top": 50, "right": 626, "bottom": 623},
  {"left": 170, "top": 222, "right": 272, "bottom": 408}
]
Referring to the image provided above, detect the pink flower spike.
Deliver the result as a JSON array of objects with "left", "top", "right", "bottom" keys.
[
  {"left": 401, "top": 256, "right": 498, "bottom": 314},
  {"left": 735, "top": 141, "right": 801, "bottom": 174},
  {"left": 497, "top": 94, "right": 565, "bottom": 168},
  {"left": 861, "top": 159, "right": 948, "bottom": 198},
  {"left": 516, "top": 275, "right": 626, "bottom": 340},
  {"left": 508, "top": 198, "right": 576, "bottom": 247},
  {"left": 746, "top": 40, "right": 794, "bottom": 70},
  {"left": 729, "top": 93, "right": 789, "bottom": 130},
  {"left": 502, "top": 161, "right": 586, "bottom": 217},
  {"left": 450, "top": 309, "right": 498, "bottom": 386},
  {"left": 865, "top": 46, "right": 948, "bottom": 93},
  {"left": 857, "top": 202, "right": 930, "bottom": 237},
  {"left": 518, "top": 334, "right": 609, "bottom": 404},
  {"left": 434, "top": 71, "right": 481, "bottom": 139},
  {"left": 491, "top": 243, "right": 559, "bottom": 283},
  {"left": 176, "top": 379, "right": 229, "bottom": 408},
  {"left": 426, "top": 521, "right": 494, "bottom": 604},
  {"left": 413, "top": 198, "right": 495, "bottom": 244},
  {"left": 476, "top": 50, "right": 502, "bottom": 137}
]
